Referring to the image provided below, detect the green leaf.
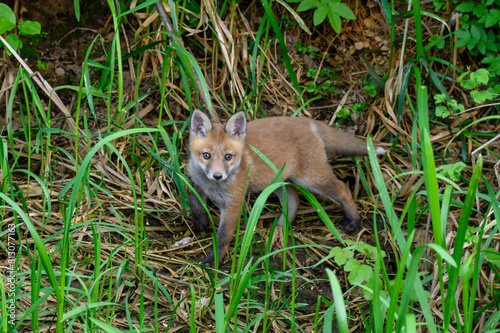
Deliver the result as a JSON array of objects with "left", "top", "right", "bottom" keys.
[
  {"left": 351, "top": 102, "right": 368, "bottom": 113},
  {"left": 455, "top": 2, "right": 475, "bottom": 12},
  {"left": 470, "top": 24, "right": 481, "bottom": 40},
  {"left": 485, "top": 9, "right": 500, "bottom": 27},
  {"left": 0, "top": 3, "right": 16, "bottom": 34},
  {"left": 3, "top": 33, "right": 20, "bottom": 54},
  {"left": 438, "top": 162, "right": 466, "bottom": 181},
  {"left": 297, "top": 0, "right": 320, "bottom": 12},
  {"left": 435, "top": 105, "right": 450, "bottom": 118},
  {"left": 457, "top": 71, "right": 469, "bottom": 82},
  {"left": 337, "top": 107, "right": 351, "bottom": 118},
  {"left": 482, "top": 54, "right": 499, "bottom": 64},
  {"left": 348, "top": 263, "right": 373, "bottom": 284},
  {"left": 455, "top": 29, "right": 471, "bottom": 40},
  {"left": 327, "top": 10, "right": 342, "bottom": 33},
  {"left": 470, "top": 90, "right": 493, "bottom": 103},
  {"left": 330, "top": 247, "right": 354, "bottom": 265},
  {"left": 306, "top": 67, "right": 318, "bottom": 78},
  {"left": 475, "top": 68, "right": 490, "bottom": 85},
  {"left": 344, "top": 258, "right": 360, "bottom": 272},
  {"left": 466, "top": 38, "right": 477, "bottom": 51},
  {"left": 472, "top": 4, "right": 487, "bottom": 17},
  {"left": 306, "top": 82, "right": 318, "bottom": 92},
  {"left": 455, "top": 38, "right": 469, "bottom": 48},
  {"left": 461, "top": 79, "right": 476, "bottom": 89},
  {"left": 313, "top": 5, "right": 328, "bottom": 26},
  {"left": 18, "top": 20, "right": 41, "bottom": 35},
  {"left": 477, "top": 40, "right": 487, "bottom": 54},
  {"left": 330, "top": 3, "right": 356, "bottom": 20},
  {"left": 433, "top": 93, "right": 446, "bottom": 104},
  {"left": 429, "top": 34, "right": 445, "bottom": 49},
  {"left": 448, "top": 99, "right": 458, "bottom": 108}
]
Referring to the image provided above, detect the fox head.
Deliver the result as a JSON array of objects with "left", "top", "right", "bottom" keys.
[{"left": 189, "top": 110, "right": 246, "bottom": 183}]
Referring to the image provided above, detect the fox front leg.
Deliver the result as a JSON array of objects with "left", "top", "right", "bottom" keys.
[
  {"left": 189, "top": 186, "right": 210, "bottom": 233},
  {"left": 203, "top": 203, "right": 240, "bottom": 267}
]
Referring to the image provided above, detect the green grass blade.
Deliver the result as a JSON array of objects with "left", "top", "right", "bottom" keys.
[
  {"left": 417, "top": 86, "right": 443, "bottom": 246},
  {"left": 260, "top": 0, "right": 301, "bottom": 94},
  {"left": 214, "top": 292, "right": 226, "bottom": 333},
  {"left": 443, "top": 155, "right": 483, "bottom": 332},
  {"left": 367, "top": 138, "right": 405, "bottom": 248},
  {"left": 326, "top": 269, "right": 349, "bottom": 333},
  {"left": 0, "top": 193, "right": 62, "bottom": 305},
  {"left": 0, "top": 274, "right": 7, "bottom": 331}
]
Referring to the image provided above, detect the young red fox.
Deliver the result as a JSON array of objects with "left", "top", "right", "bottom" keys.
[{"left": 188, "top": 109, "right": 386, "bottom": 267}]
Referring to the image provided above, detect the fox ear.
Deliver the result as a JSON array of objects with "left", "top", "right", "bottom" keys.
[
  {"left": 191, "top": 109, "right": 212, "bottom": 138},
  {"left": 225, "top": 111, "right": 246, "bottom": 140}
]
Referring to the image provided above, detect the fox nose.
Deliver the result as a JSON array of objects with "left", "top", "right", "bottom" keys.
[{"left": 213, "top": 173, "right": 223, "bottom": 181}]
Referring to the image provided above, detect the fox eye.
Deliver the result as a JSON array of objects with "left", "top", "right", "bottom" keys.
[
  {"left": 202, "top": 152, "right": 211, "bottom": 160},
  {"left": 225, "top": 154, "right": 232, "bottom": 161}
]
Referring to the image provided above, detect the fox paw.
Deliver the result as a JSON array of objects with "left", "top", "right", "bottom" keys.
[
  {"left": 201, "top": 249, "right": 227, "bottom": 268},
  {"left": 339, "top": 216, "right": 358, "bottom": 233},
  {"left": 202, "top": 254, "right": 216, "bottom": 268}
]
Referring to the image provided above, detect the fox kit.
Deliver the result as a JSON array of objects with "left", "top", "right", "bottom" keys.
[{"left": 188, "top": 109, "right": 386, "bottom": 267}]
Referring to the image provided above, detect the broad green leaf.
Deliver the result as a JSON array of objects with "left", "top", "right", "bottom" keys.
[
  {"left": 454, "top": 29, "right": 470, "bottom": 39},
  {"left": 0, "top": 3, "right": 16, "bottom": 34},
  {"left": 467, "top": 38, "right": 477, "bottom": 51},
  {"left": 470, "top": 24, "right": 481, "bottom": 40},
  {"left": 435, "top": 105, "right": 450, "bottom": 118},
  {"left": 471, "top": 90, "right": 493, "bottom": 103},
  {"left": 485, "top": 9, "right": 500, "bottom": 27},
  {"left": 348, "top": 264, "right": 373, "bottom": 284},
  {"left": 330, "top": 247, "right": 353, "bottom": 265},
  {"left": 18, "top": 20, "right": 41, "bottom": 35},
  {"left": 455, "top": 2, "right": 475, "bottom": 12},
  {"left": 297, "top": 0, "right": 320, "bottom": 12},
  {"left": 344, "top": 258, "right": 360, "bottom": 272},
  {"left": 477, "top": 40, "right": 487, "bottom": 54},
  {"left": 472, "top": 4, "right": 487, "bottom": 17},
  {"left": 433, "top": 93, "right": 446, "bottom": 103},
  {"left": 455, "top": 38, "right": 469, "bottom": 48},
  {"left": 313, "top": 5, "right": 328, "bottom": 25},
  {"left": 475, "top": 68, "right": 490, "bottom": 85},
  {"left": 327, "top": 11, "right": 342, "bottom": 33},
  {"left": 330, "top": 3, "right": 356, "bottom": 20},
  {"left": 3, "top": 33, "right": 20, "bottom": 54},
  {"left": 482, "top": 55, "right": 499, "bottom": 64},
  {"left": 461, "top": 79, "right": 476, "bottom": 89},
  {"left": 486, "top": 40, "right": 498, "bottom": 52}
]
